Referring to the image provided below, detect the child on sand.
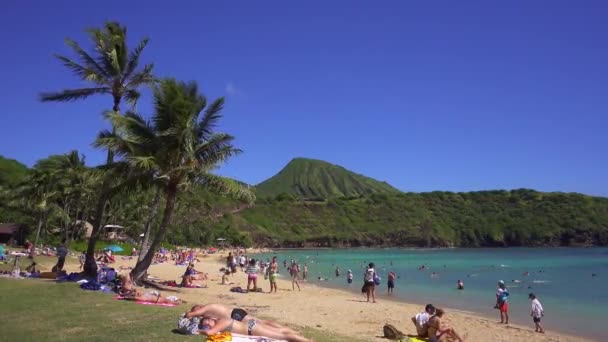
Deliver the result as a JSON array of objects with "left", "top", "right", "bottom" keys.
[
  {"left": 221, "top": 270, "right": 233, "bottom": 285},
  {"left": 245, "top": 258, "right": 259, "bottom": 291},
  {"left": 268, "top": 256, "right": 278, "bottom": 293},
  {"left": 529, "top": 293, "right": 545, "bottom": 333}
]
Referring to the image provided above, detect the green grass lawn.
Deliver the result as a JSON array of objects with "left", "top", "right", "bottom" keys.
[{"left": 0, "top": 279, "right": 362, "bottom": 342}]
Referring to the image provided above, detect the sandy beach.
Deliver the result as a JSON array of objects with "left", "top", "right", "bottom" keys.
[{"left": 57, "top": 251, "right": 588, "bottom": 342}]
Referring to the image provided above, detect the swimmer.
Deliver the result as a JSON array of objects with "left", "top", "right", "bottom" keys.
[{"left": 457, "top": 279, "right": 464, "bottom": 290}]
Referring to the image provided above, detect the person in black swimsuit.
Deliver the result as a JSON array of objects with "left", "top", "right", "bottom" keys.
[{"left": 199, "top": 316, "right": 312, "bottom": 342}]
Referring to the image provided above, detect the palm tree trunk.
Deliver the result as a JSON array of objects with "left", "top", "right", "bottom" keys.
[
  {"left": 83, "top": 191, "right": 109, "bottom": 277},
  {"left": 33, "top": 213, "right": 44, "bottom": 248},
  {"left": 131, "top": 182, "right": 178, "bottom": 283},
  {"left": 138, "top": 188, "right": 162, "bottom": 262},
  {"left": 63, "top": 202, "right": 70, "bottom": 243}
]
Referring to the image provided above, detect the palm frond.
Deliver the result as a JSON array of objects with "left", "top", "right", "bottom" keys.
[
  {"left": 54, "top": 55, "right": 105, "bottom": 84},
  {"left": 40, "top": 87, "right": 110, "bottom": 102},
  {"left": 123, "top": 38, "right": 149, "bottom": 82},
  {"left": 126, "top": 64, "right": 155, "bottom": 87},
  {"left": 64, "top": 38, "right": 109, "bottom": 80},
  {"left": 195, "top": 174, "right": 255, "bottom": 204},
  {"left": 197, "top": 97, "right": 224, "bottom": 139}
]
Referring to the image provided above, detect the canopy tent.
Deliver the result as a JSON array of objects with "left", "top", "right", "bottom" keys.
[{"left": 105, "top": 245, "right": 124, "bottom": 252}]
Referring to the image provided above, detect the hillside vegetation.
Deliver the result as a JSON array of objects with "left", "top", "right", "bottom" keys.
[
  {"left": 0, "top": 156, "right": 28, "bottom": 187},
  {"left": 2, "top": 154, "right": 607, "bottom": 248},
  {"left": 205, "top": 189, "right": 608, "bottom": 247},
  {"left": 255, "top": 158, "right": 400, "bottom": 199}
]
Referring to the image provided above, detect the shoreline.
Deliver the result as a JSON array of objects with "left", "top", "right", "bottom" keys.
[
  {"left": 242, "top": 248, "right": 595, "bottom": 341},
  {"left": 201, "top": 252, "right": 587, "bottom": 341}
]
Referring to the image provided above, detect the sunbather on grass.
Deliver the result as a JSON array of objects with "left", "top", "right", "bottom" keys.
[{"left": 199, "top": 315, "right": 312, "bottom": 342}]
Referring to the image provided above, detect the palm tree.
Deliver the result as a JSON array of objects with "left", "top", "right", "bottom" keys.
[
  {"left": 96, "top": 78, "right": 254, "bottom": 282},
  {"left": 40, "top": 21, "right": 155, "bottom": 276},
  {"left": 40, "top": 21, "right": 154, "bottom": 113},
  {"left": 14, "top": 170, "right": 58, "bottom": 248}
]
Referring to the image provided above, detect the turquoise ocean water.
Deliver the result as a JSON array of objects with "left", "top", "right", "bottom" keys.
[{"left": 257, "top": 248, "right": 607, "bottom": 340}]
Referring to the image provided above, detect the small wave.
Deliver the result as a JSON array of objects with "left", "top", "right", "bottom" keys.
[{"left": 532, "top": 280, "right": 550, "bottom": 284}]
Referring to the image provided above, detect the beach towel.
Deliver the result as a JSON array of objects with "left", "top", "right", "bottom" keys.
[
  {"left": 115, "top": 296, "right": 178, "bottom": 307},
  {"left": 231, "top": 333, "right": 287, "bottom": 342}
]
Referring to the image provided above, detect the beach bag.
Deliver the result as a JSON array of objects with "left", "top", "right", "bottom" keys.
[
  {"left": 383, "top": 324, "right": 405, "bottom": 340},
  {"left": 373, "top": 274, "right": 381, "bottom": 286},
  {"left": 176, "top": 314, "right": 200, "bottom": 335}
]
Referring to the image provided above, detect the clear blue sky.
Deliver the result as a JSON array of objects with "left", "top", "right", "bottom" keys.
[{"left": 1, "top": 1, "right": 607, "bottom": 196}]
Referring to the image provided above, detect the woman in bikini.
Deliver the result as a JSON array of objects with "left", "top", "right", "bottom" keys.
[
  {"left": 199, "top": 315, "right": 312, "bottom": 342},
  {"left": 116, "top": 275, "right": 182, "bottom": 304},
  {"left": 427, "top": 308, "right": 465, "bottom": 342}
]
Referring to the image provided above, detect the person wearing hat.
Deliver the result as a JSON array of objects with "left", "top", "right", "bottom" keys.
[
  {"left": 529, "top": 293, "right": 545, "bottom": 333},
  {"left": 495, "top": 280, "right": 509, "bottom": 324}
]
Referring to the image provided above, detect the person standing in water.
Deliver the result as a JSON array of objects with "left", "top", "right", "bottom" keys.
[
  {"left": 529, "top": 293, "right": 545, "bottom": 333},
  {"left": 335, "top": 266, "right": 340, "bottom": 277},
  {"left": 387, "top": 271, "right": 396, "bottom": 294},
  {"left": 347, "top": 269, "right": 353, "bottom": 284},
  {"left": 457, "top": 280, "right": 464, "bottom": 290},
  {"left": 302, "top": 263, "right": 308, "bottom": 280},
  {"left": 496, "top": 280, "right": 509, "bottom": 324}
]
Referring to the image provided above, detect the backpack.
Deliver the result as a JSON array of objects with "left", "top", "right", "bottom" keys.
[
  {"left": 383, "top": 324, "right": 406, "bottom": 340},
  {"left": 373, "top": 274, "right": 381, "bottom": 286},
  {"left": 499, "top": 290, "right": 509, "bottom": 303}
]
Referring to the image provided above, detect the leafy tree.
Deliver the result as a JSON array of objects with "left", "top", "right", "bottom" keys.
[{"left": 97, "top": 79, "right": 254, "bottom": 282}]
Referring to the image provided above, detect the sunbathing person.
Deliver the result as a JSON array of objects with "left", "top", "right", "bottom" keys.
[
  {"left": 427, "top": 308, "right": 466, "bottom": 342},
  {"left": 185, "top": 304, "right": 283, "bottom": 329},
  {"left": 198, "top": 315, "right": 312, "bottom": 342},
  {"left": 116, "top": 275, "right": 182, "bottom": 304}
]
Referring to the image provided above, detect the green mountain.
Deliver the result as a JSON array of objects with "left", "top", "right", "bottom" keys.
[{"left": 255, "top": 158, "right": 401, "bottom": 199}]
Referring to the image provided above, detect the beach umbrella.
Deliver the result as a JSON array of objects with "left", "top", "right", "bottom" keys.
[{"left": 105, "top": 245, "right": 124, "bottom": 252}]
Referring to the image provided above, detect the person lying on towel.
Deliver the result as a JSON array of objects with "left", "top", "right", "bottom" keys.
[{"left": 198, "top": 315, "right": 312, "bottom": 342}]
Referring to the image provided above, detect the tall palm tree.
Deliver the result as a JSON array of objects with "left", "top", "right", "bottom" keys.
[
  {"left": 40, "top": 21, "right": 155, "bottom": 276},
  {"left": 40, "top": 21, "right": 154, "bottom": 113},
  {"left": 96, "top": 78, "right": 254, "bottom": 282}
]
